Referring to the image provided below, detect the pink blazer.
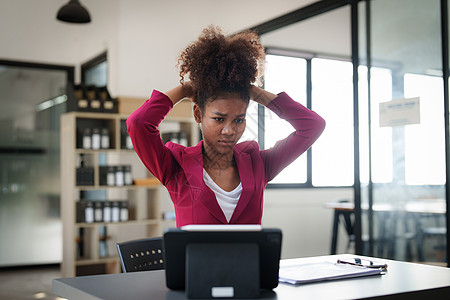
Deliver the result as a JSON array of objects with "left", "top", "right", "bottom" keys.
[{"left": 127, "top": 90, "right": 325, "bottom": 227}]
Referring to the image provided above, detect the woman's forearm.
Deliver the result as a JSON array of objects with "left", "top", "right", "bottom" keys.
[
  {"left": 249, "top": 86, "right": 277, "bottom": 106},
  {"left": 164, "top": 85, "right": 186, "bottom": 105},
  {"left": 165, "top": 82, "right": 195, "bottom": 105}
]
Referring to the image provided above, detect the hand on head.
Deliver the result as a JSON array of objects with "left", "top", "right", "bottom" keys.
[
  {"left": 249, "top": 85, "right": 277, "bottom": 106},
  {"left": 181, "top": 81, "right": 195, "bottom": 102}
]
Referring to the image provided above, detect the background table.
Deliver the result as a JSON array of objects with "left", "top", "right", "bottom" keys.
[
  {"left": 53, "top": 254, "right": 450, "bottom": 300},
  {"left": 325, "top": 199, "right": 446, "bottom": 261}
]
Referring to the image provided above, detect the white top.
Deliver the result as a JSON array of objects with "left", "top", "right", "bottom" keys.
[{"left": 203, "top": 169, "right": 242, "bottom": 222}]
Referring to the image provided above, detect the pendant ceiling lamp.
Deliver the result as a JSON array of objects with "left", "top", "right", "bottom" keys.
[{"left": 57, "top": 0, "right": 91, "bottom": 24}]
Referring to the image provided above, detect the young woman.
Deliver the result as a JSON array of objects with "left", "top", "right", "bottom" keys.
[{"left": 127, "top": 26, "right": 325, "bottom": 227}]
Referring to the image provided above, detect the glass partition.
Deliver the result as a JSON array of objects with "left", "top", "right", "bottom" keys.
[
  {"left": 0, "top": 64, "right": 69, "bottom": 266},
  {"left": 251, "top": 0, "right": 447, "bottom": 263},
  {"left": 361, "top": 0, "right": 446, "bottom": 263}
]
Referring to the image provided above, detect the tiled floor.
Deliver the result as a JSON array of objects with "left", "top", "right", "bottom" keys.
[{"left": 0, "top": 265, "right": 63, "bottom": 300}]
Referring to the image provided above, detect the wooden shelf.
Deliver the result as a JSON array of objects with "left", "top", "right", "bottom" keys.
[
  {"left": 75, "top": 149, "right": 136, "bottom": 154},
  {"left": 61, "top": 108, "right": 198, "bottom": 277},
  {"left": 61, "top": 112, "right": 162, "bottom": 277},
  {"left": 75, "top": 219, "right": 160, "bottom": 228},
  {"left": 75, "top": 184, "right": 159, "bottom": 191}
]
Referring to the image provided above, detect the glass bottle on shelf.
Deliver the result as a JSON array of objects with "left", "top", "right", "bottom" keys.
[
  {"left": 101, "top": 128, "right": 110, "bottom": 149},
  {"left": 120, "top": 201, "right": 129, "bottom": 222},
  {"left": 115, "top": 166, "right": 124, "bottom": 186},
  {"left": 103, "top": 201, "right": 111, "bottom": 223},
  {"left": 124, "top": 165, "right": 133, "bottom": 185},
  {"left": 85, "top": 201, "right": 94, "bottom": 223},
  {"left": 94, "top": 201, "right": 103, "bottom": 222},
  {"left": 106, "top": 166, "right": 115, "bottom": 186},
  {"left": 92, "top": 128, "right": 101, "bottom": 150},
  {"left": 111, "top": 202, "right": 120, "bottom": 222},
  {"left": 82, "top": 128, "right": 91, "bottom": 149}
]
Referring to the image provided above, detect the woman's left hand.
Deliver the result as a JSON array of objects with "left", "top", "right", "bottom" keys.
[
  {"left": 182, "top": 81, "right": 196, "bottom": 102},
  {"left": 249, "top": 85, "right": 277, "bottom": 106}
]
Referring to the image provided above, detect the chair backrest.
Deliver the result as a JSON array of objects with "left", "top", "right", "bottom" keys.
[{"left": 116, "top": 237, "right": 165, "bottom": 272}]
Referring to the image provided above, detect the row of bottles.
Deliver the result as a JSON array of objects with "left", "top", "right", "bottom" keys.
[
  {"left": 81, "top": 127, "right": 111, "bottom": 150},
  {"left": 76, "top": 200, "right": 129, "bottom": 223},
  {"left": 68, "top": 84, "right": 117, "bottom": 113},
  {"left": 77, "top": 125, "right": 133, "bottom": 150},
  {"left": 76, "top": 154, "right": 134, "bottom": 187}
]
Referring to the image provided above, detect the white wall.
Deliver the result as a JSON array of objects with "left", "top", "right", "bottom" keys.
[
  {"left": 0, "top": 0, "right": 354, "bottom": 258},
  {"left": 263, "top": 188, "right": 353, "bottom": 259},
  {"left": 0, "top": 0, "right": 316, "bottom": 95},
  {"left": 114, "top": 0, "right": 316, "bottom": 97}
]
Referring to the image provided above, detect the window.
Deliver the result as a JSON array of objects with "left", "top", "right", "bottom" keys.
[
  {"left": 311, "top": 58, "right": 354, "bottom": 186},
  {"left": 247, "top": 52, "right": 399, "bottom": 187},
  {"left": 249, "top": 52, "right": 444, "bottom": 188},
  {"left": 404, "top": 73, "right": 445, "bottom": 185},
  {"left": 368, "top": 67, "right": 394, "bottom": 184},
  {"left": 84, "top": 61, "right": 107, "bottom": 87},
  {"left": 249, "top": 53, "right": 356, "bottom": 187},
  {"left": 264, "top": 54, "right": 307, "bottom": 184},
  {"left": 81, "top": 52, "right": 108, "bottom": 87}
]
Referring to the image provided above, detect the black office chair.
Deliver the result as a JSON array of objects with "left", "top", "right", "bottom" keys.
[{"left": 116, "top": 237, "right": 165, "bottom": 272}]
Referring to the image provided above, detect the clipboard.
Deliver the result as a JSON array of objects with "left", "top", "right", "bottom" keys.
[{"left": 279, "top": 261, "right": 384, "bottom": 285}]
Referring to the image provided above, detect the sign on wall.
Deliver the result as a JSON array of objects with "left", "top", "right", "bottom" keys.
[{"left": 379, "top": 97, "right": 420, "bottom": 127}]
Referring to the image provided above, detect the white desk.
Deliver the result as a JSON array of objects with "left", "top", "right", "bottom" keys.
[{"left": 53, "top": 254, "right": 450, "bottom": 300}]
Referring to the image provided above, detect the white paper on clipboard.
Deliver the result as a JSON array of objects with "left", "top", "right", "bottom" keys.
[{"left": 379, "top": 97, "right": 420, "bottom": 127}]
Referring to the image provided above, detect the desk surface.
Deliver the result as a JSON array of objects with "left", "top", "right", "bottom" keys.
[{"left": 53, "top": 254, "right": 450, "bottom": 300}]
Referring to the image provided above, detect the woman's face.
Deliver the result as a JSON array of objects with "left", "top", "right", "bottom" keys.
[{"left": 194, "top": 95, "right": 248, "bottom": 155}]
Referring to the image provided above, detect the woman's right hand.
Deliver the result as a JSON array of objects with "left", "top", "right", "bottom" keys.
[{"left": 165, "top": 82, "right": 195, "bottom": 105}]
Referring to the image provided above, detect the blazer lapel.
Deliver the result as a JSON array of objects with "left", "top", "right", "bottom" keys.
[
  {"left": 229, "top": 150, "right": 255, "bottom": 223},
  {"left": 183, "top": 141, "right": 227, "bottom": 223}
]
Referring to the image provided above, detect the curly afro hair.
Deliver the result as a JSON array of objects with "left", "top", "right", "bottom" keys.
[{"left": 178, "top": 25, "right": 265, "bottom": 110}]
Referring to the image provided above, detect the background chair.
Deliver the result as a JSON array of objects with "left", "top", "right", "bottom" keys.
[
  {"left": 413, "top": 214, "right": 447, "bottom": 262},
  {"left": 116, "top": 237, "right": 165, "bottom": 272}
]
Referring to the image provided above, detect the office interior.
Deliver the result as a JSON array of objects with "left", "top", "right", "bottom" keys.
[{"left": 0, "top": 0, "right": 449, "bottom": 296}]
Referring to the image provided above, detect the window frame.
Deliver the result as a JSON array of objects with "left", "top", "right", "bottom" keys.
[{"left": 262, "top": 49, "right": 355, "bottom": 189}]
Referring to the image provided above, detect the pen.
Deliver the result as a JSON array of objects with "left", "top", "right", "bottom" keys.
[{"left": 337, "top": 259, "right": 388, "bottom": 271}]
